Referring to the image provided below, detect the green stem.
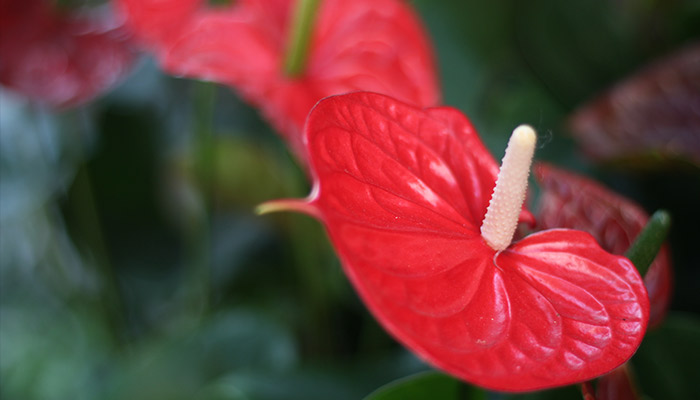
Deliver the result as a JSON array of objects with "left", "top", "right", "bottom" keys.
[
  {"left": 270, "top": 164, "right": 334, "bottom": 356},
  {"left": 70, "top": 165, "right": 129, "bottom": 349},
  {"left": 185, "top": 82, "right": 218, "bottom": 318},
  {"left": 284, "top": 0, "right": 321, "bottom": 77},
  {"left": 287, "top": 215, "right": 334, "bottom": 355},
  {"left": 59, "top": 109, "right": 129, "bottom": 349},
  {"left": 625, "top": 210, "right": 671, "bottom": 277}
]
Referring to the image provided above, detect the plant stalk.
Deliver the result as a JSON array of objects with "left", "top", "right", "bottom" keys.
[{"left": 284, "top": 0, "right": 321, "bottom": 77}]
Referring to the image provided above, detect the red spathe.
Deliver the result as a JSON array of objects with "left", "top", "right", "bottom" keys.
[{"left": 281, "top": 92, "right": 649, "bottom": 392}]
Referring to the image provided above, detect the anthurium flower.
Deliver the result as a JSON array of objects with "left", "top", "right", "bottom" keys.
[
  {"left": 0, "top": 0, "right": 134, "bottom": 108},
  {"left": 115, "top": 0, "right": 439, "bottom": 163},
  {"left": 259, "top": 92, "right": 650, "bottom": 392},
  {"left": 534, "top": 163, "right": 672, "bottom": 327}
]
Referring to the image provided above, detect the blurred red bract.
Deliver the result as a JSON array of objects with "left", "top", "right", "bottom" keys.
[
  {"left": 534, "top": 163, "right": 672, "bottom": 327},
  {"left": 116, "top": 0, "right": 200, "bottom": 49},
  {"left": 0, "top": 0, "right": 134, "bottom": 109},
  {"left": 569, "top": 43, "right": 700, "bottom": 165},
  {"left": 115, "top": 0, "right": 440, "bottom": 164}
]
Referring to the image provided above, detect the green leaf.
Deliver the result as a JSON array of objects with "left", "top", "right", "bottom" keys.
[
  {"left": 632, "top": 313, "right": 700, "bottom": 400},
  {"left": 364, "top": 371, "right": 484, "bottom": 400},
  {"left": 500, "top": 384, "right": 582, "bottom": 400}
]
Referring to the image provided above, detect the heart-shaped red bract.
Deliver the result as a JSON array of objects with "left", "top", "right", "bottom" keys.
[
  {"left": 116, "top": 0, "right": 439, "bottom": 163},
  {"left": 0, "top": 0, "right": 134, "bottom": 108},
  {"left": 534, "top": 163, "right": 672, "bottom": 327},
  {"left": 271, "top": 92, "right": 649, "bottom": 391}
]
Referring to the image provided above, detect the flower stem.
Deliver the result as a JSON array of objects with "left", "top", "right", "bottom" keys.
[
  {"left": 581, "top": 381, "right": 597, "bottom": 400},
  {"left": 284, "top": 0, "right": 320, "bottom": 77},
  {"left": 69, "top": 165, "right": 129, "bottom": 349},
  {"left": 184, "top": 81, "right": 218, "bottom": 318},
  {"left": 625, "top": 210, "right": 671, "bottom": 276},
  {"left": 481, "top": 125, "right": 537, "bottom": 251}
]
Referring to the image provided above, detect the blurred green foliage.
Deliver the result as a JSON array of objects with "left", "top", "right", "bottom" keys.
[{"left": 1, "top": 0, "right": 699, "bottom": 399}]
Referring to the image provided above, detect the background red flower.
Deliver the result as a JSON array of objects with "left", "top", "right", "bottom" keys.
[
  {"left": 116, "top": 0, "right": 440, "bottom": 163},
  {"left": 568, "top": 43, "right": 700, "bottom": 166},
  {"left": 0, "top": 0, "right": 134, "bottom": 108}
]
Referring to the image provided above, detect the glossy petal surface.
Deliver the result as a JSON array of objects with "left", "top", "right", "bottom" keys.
[
  {"left": 0, "top": 0, "right": 134, "bottom": 108},
  {"left": 293, "top": 92, "right": 649, "bottom": 391},
  {"left": 535, "top": 163, "right": 672, "bottom": 327},
  {"left": 116, "top": 0, "right": 439, "bottom": 163},
  {"left": 569, "top": 43, "right": 700, "bottom": 165}
]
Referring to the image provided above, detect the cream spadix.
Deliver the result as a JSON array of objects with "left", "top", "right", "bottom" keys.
[{"left": 480, "top": 125, "right": 537, "bottom": 251}]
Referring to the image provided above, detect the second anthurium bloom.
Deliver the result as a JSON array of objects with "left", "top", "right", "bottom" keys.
[
  {"left": 115, "top": 0, "right": 439, "bottom": 165},
  {"left": 260, "top": 92, "right": 650, "bottom": 392},
  {"left": 0, "top": 0, "right": 134, "bottom": 108}
]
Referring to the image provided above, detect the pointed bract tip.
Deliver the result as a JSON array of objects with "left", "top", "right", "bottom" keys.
[{"left": 255, "top": 198, "right": 320, "bottom": 218}]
